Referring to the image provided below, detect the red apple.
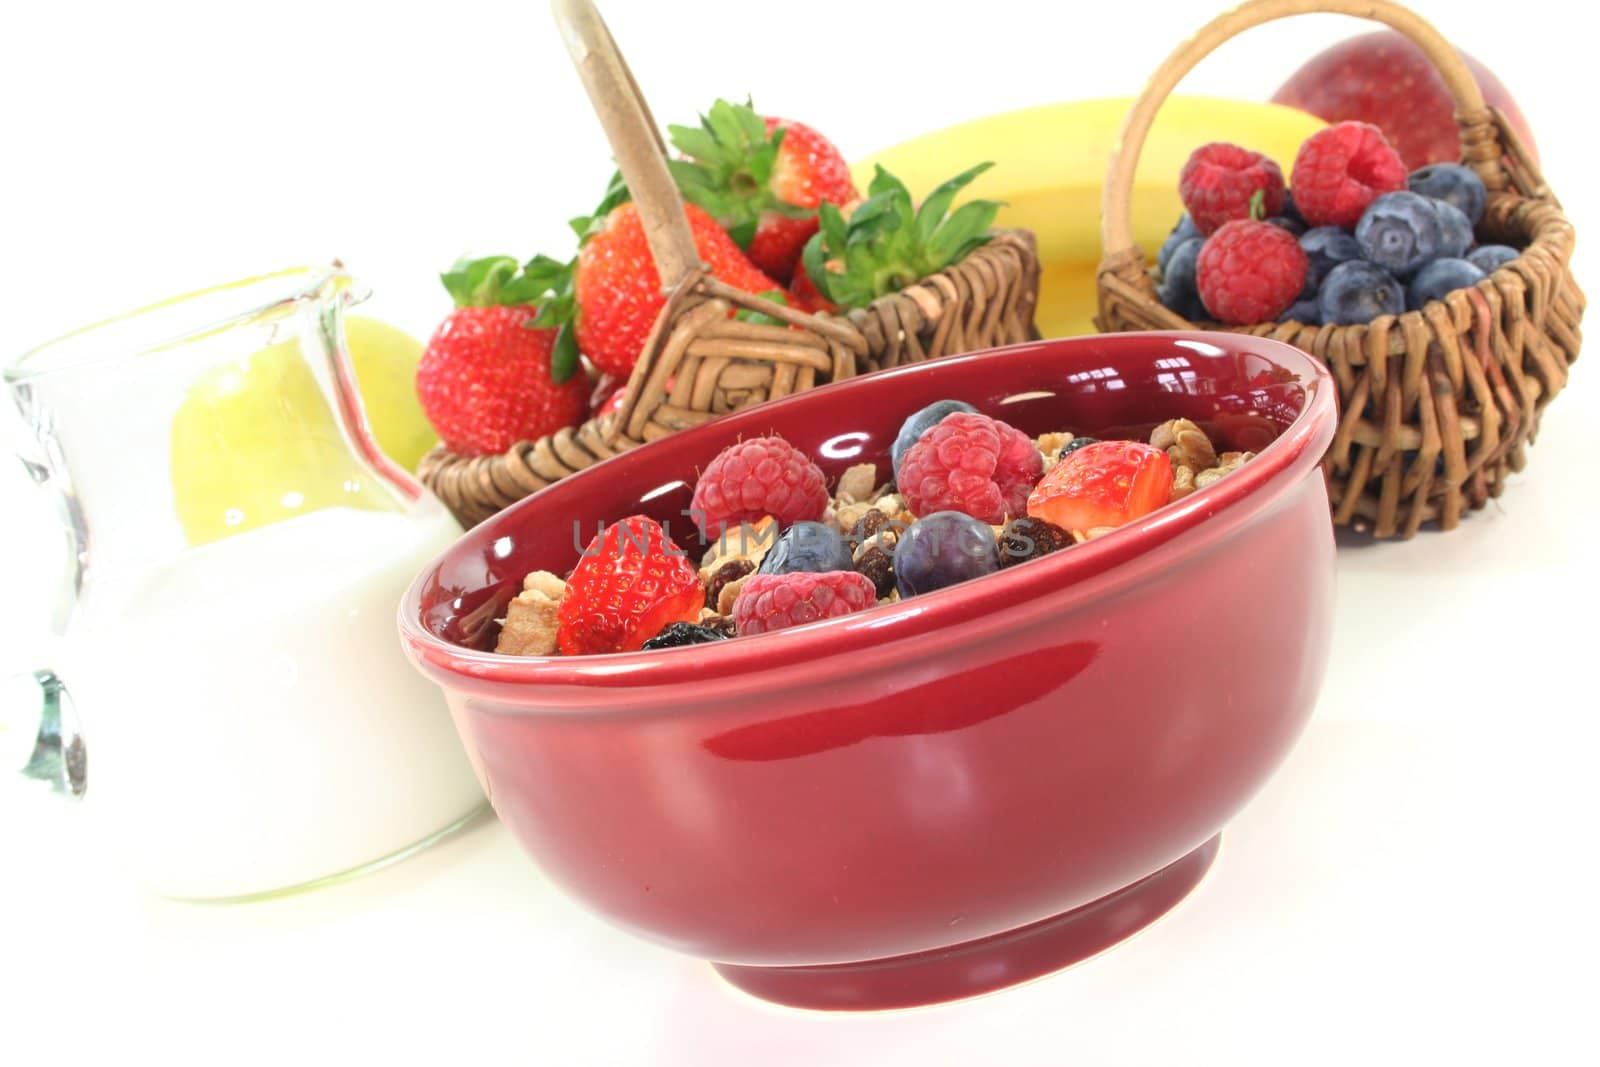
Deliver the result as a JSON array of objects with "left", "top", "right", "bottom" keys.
[{"left": 1272, "top": 31, "right": 1537, "bottom": 171}]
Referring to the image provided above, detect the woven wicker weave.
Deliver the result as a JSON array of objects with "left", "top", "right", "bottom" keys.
[
  {"left": 1096, "top": 0, "right": 1583, "bottom": 539},
  {"left": 420, "top": 0, "right": 1040, "bottom": 528}
]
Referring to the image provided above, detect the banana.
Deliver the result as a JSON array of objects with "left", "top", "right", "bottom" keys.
[{"left": 852, "top": 97, "right": 1327, "bottom": 336}]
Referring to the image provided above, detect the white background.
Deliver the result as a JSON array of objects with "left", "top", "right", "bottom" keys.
[{"left": 2, "top": 0, "right": 1597, "bottom": 1063}]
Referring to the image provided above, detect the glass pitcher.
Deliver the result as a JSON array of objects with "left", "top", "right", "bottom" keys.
[{"left": 3, "top": 264, "right": 485, "bottom": 900}]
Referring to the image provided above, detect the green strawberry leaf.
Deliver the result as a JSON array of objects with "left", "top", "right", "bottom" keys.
[
  {"left": 569, "top": 170, "right": 632, "bottom": 244},
  {"left": 800, "top": 162, "right": 1002, "bottom": 310},
  {"left": 666, "top": 98, "right": 814, "bottom": 251},
  {"left": 733, "top": 288, "right": 791, "bottom": 327},
  {"left": 441, "top": 255, "right": 519, "bottom": 308},
  {"left": 549, "top": 322, "right": 581, "bottom": 385},
  {"left": 916, "top": 161, "right": 994, "bottom": 243}
]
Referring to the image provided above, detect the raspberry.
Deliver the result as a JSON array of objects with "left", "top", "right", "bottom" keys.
[
  {"left": 557, "top": 515, "right": 705, "bottom": 655},
  {"left": 1178, "top": 143, "right": 1286, "bottom": 235},
  {"left": 1196, "top": 220, "right": 1309, "bottom": 325},
  {"left": 690, "top": 436, "right": 828, "bottom": 539},
  {"left": 731, "top": 571, "right": 877, "bottom": 636},
  {"left": 1290, "top": 121, "right": 1407, "bottom": 229},
  {"left": 897, "top": 412, "right": 1042, "bottom": 524}
]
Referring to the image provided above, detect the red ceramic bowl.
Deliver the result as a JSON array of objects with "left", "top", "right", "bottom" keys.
[{"left": 399, "top": 332, "right": 1337, "bottom": 1011}]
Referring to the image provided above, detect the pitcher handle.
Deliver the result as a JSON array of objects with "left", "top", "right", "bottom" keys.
[{"left": 2, "top": 670, "right": 86, "bottom": 797}]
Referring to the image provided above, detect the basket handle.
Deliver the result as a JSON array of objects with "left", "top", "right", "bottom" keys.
[
  {"left": 1100, "top": 0, "right": 1498, "bottom": 260},
  {"left": 551, "top": 0, "right": 701, "bottom": 288}
]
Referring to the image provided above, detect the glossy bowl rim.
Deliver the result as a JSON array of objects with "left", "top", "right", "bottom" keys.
[{"left": 399, "top": 331, "right": 1336, "bottom": 691}]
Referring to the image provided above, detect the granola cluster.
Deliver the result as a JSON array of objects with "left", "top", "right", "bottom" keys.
[{"left": 1150, "top": 418, "right": 1255, "bottom": 501}]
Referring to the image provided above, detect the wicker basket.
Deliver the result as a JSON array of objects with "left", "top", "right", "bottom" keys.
[
  {"left": 420, "top": 0, "right": 1040, "bottom": 527},
  {"left": 1096, "top": 0, "right": 1583, "bottom": 539}
]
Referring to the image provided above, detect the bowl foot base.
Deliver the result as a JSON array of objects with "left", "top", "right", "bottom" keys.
[{"left": 712, "top": 834, "right": 1220, "bottom": 1011}]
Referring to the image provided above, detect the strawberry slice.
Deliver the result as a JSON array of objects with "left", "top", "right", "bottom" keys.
[
  {"left": 1026, "top": 441, "right": 1174, "bottom": 532},
  {"left": 557, "top": 516, "right": 705, "bottom": 655}
]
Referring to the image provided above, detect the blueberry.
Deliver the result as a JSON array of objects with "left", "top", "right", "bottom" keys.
[
  {"left": 1407, "top": 258, "right": 1486, "bottom": 309},
  {"left": 1159, "top": 237, "right": 1206, "bottom": 320},
  {"left": 1300, "top": 226, "right": 1364, "bottom": 290},
  {"left": 1355, "top": 192, "right": 1444, "bottom": 275},
  {"left": 1282, "top": 298, "right": 1321, "bottom": 325},
  {"left": 1468, "top": 244, "right": 1519, "bottom": 273},
  {"left": 758, "top": 521, "right": 854, "bottom": 576},
  {"left": 1281, "top": 189, "right": 1305, "bottom": 225},
  {"left": 1407, "top": 163, "right": 1486, "bottom": 225},
  {"left": 641, "top": 622, "right": 728, "bottom": 650},
  {"left": 1057, "top": 436, "right": 1099, "bottom": 460},
  {"left": 893, "top": 511, "right": 999, "bottom": 598},
  {"left": 1433, "top": 200, "right": 1474, "bottom": 259},
  {"left": 1318, "top": 260, "right": 1404, "bottom": 325},
  {"left": 1266, "top": 215, "right": 1306, "bottom": 236},
  {"left": 892, "top": 399, "right": 978, "bottom": 478},
  {"left": 1158, "top": 215, "right": 1202, "bottom": 272}
]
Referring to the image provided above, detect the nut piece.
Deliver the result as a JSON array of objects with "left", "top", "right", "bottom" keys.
[
  {"left": 699, "top": 516, "right": 779, "bottom": 577},
  {"left": 519, "top": 570, "right": 567, "bottom": 601},
  {"left": 1194, "top": 450, "right": 1255, "bottom": 490},
  {"left": 717, "top": 574, "right": 753, "bottom": 616},
  {"left": 873, "top": 493, "right": 911, "bottom": 523},
  {"left": 1170, "top": 464, "right": 1197, "bottom": 501},
  {"left": 1035, "top": 432, "right": 1074, "bottom": 467},
  {"left": 1070, "top": 526, "right": 1119, "bottom": 544},
  {"left": 494, "top": 570, "right": 566, "bottom": 656},
  {"left": 834, "top": 500, "right": 875, "bottom": 535},
  {"left": 1151, "top": 418, "right": 1217, "bottom": 472},
  {"left": 836, "top": 463, "right": 878, "bottom": 505},
  {"left": 698, "top": 611, "right": 738, "bottom": 637}
]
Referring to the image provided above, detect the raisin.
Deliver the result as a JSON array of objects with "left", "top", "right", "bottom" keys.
[
  {"left": 706, "top": 558, "right": 756, "bottom": 607},
  {"left": 856, "top": 545, "right": 897, "bottom": 598},
  {"left": 998, "top": 517, "right": 1072, "bottom": 567},
  {"left": 641, "top": 622, "right": 729, "bottom": 650},
  {"left": 844, "top": 508, "right": 889, "bottom": 552}
]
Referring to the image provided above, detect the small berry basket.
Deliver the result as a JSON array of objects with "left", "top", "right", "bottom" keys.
[
  {"left": 420, "top": 0, "right": 1040, "bottom": 527},
  {"left": 1095, "top": 0, "right": 1583, "bottom": 538}
]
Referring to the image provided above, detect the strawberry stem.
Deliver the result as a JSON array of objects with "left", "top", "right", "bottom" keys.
[{"left": 801, "top": 163, "right": 1001, "bottom": 309}]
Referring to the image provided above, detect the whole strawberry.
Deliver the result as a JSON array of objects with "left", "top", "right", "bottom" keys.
[
  {"left": 1291, "top": 121, "right": 1408, "bottom": 229},
  {"left": 416, "top": 256, "right": 589, "bottom": 457},
  {"left": 558, "top": 515, "right": 705, "bottom": 655},
  {"left": 1179, "top": 143, "right": 1285, "bottom": 235},
  {"left": 669, "top": 100, "right": 858, "bottom": 283},
  {"left": 1196, "top": 220, "right": 1309, "bottom": 325},
  {"left": 575, "top": 201, "right": 778, "bottom": 379}
]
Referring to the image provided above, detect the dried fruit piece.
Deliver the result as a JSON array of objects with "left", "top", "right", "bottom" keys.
[
  {"left": 640, "top": 622, "right": 729, "bottom": 650},
  {"left": 855, "top": 545, "right": 897, "bottom": 598},
  {"left": 997, "top": 517, "right": 1072, "bottom": 568},
  {"left": 706, "top": 558, "right": 756, "bottom": 608}
]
